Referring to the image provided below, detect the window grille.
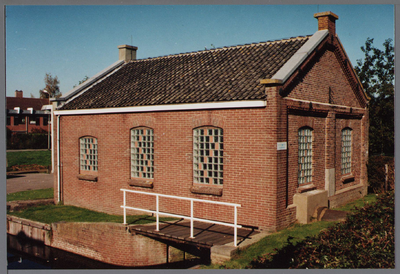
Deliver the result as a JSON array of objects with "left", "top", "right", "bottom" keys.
[
  {"left": 131, "top": 128, "right": 154, "bottom": 179},
  {"left": 80, "top": 137, "right": 98, "bottom": 171},
  {"left": 341, "top": 128, "right": 352, "bottom": 174},
  {"left": 298, "top": 128, "right": 313, "bottom": 184},
  {"left": 193, "top": 127, "right": 223, "bottom": 185}
]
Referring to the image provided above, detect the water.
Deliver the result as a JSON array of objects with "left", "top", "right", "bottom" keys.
[{"left": 7, "top": 234, "right": 204, "bottom": 269}]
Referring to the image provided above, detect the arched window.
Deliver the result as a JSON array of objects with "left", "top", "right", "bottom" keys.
[
  {"left": 193, "top": 127, "right": 223, "bottom": 185},
  {"left": 131, "top": 127, "right": 154, "bottom": 179},
  {"left": 341, "top": 128, "right": 352, "bottom": 175},
  {"left": 298, "top": 127, "right": 313, "bottom": 184},
  {"left": 80, "top": 137, "right": 98, "bottom": 172}
]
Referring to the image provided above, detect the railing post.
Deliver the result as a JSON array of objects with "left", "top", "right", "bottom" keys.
[
  {"left": 123, "top": 190, "right": 127, "bottom": 225},
  {"left": 155, "top": 195, "right": 159, "bottom": 231},
  {"left": 234, "top": 206, "right": 238, "bottom": 247},
  {"left": 190, "top": 199, "right": 194, "bottom": 238}
]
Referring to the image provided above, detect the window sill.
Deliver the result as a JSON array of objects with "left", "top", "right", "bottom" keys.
[
  {"left": 341, "top": 174, "right": 355, "bottom": 184},
  {"left": 297, "top": 183, "right": 316, "bottom": 193},
  {"left": 129, "top": 179, "right": 153, "bottom": 189},
  {"left": 190, "top": 185, "right": 223, "bottom": 196},
  {"left": 77, "top": 174, "right": 98, "bottom": 182}
]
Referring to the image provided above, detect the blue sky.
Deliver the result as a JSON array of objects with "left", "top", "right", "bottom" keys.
[{"left": 5, "top": 4, "right": 394, "bottom": 98}]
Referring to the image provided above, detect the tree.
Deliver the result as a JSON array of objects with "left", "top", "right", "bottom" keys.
[
  {"left": 73, "top": 75, "right": 89, "bottom": 88},
  {"left": 39, "top": 73, "right": 61, "bottom": 99},
  {"left": 355, "top": 38, "right": 394, "bottom": 156}
]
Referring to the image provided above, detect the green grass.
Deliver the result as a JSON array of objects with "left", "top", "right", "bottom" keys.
[
  {"left": 7, "top": 150, "right": 51, "bottom": 167},
  {"left": 7, "top": 188, "right": 54, "bottom": 202},
  {"left": 8, "top": 204, "right": 176, "bottom": 225},
  {"left": 334, "top": 194, "right": 377, "bottom": 212}
]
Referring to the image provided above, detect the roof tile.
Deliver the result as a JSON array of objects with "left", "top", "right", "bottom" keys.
[{"left": 60, "top": 36, "right": 310, "bottom": 110}]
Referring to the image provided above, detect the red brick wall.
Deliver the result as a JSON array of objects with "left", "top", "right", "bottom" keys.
[
  {"left": 50, "top": 222, "right": 168, "bottom": 266},
  {"left": 53, "top": 40, "right": 369, "bottom": 232},
  {"left": 7, "top": 115, "right": 49, "bottom": 133},
  {"left": 55, "top": 108, "right": 279, "bottom": 230},
  {"left": 286, "top": 48, "right": 361, "bottom": 108}
]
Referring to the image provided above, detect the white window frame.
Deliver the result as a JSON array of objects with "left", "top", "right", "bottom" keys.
[
  {"left": 341, "top": 128, "right": 352, "bottom": 175},
  {"left": 193, "top": 127, "right": 224, "bottom": 185},
  {"left": 80, "top": 137, "right": 98, "bottom": 172},
  {"left": 298, "top": 127, "right": 313, "bottom": 185},
  {"left": 131, "top": 127, "right": 154, "bottom": 179}
]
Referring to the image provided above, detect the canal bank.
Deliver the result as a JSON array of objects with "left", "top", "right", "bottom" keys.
[{"left": 7, "top": 215, "right": 205, "bottom": 267}]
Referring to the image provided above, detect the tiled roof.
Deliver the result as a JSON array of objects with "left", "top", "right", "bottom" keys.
[
  {"left": 60, "top": 36, "right": 310, "bottom": 110},
  {"left": 7, "top": 97, "right": 49, "bottom": 111}
]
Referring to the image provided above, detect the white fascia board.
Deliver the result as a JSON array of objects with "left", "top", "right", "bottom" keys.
[
  {"left": 54, "top": 100, "right": 266, "bottom": 116},
  {"left": 60, "top": 60, "right": 125, "bottom": 101},
  {"left": 272, "top": 30, "right": 329, "bottom": 83},
  {"left": 284, "top": 97, "right": 365, "bottom": 110}
]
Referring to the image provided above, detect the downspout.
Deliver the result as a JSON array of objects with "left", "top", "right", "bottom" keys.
[
  {"left": 51, "top": 107, "right": 54, "bottom": 173},
  {"left": 57, "top": 114, "right": 61, "bottom": 203}
]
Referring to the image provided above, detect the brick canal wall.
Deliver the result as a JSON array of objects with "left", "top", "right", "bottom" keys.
[{"left": 6, "top": 216, "right": 189, "bottom": 267}]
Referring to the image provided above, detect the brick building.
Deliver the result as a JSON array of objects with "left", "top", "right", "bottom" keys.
[
  {"left": 52, "top": 11, "right": 369, "bottom": 231},
  {"left": 6, "top": 90, "right": 51, "bottom": 133}
]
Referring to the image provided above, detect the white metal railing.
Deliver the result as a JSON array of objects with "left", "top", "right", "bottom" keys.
[{"left": 120, "top": 188, "right": 242, "bottom": 246}]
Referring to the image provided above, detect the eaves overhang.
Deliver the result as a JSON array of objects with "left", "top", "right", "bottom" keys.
[{"left": 54, "top": 100, "right": 267, "bottom": 116}]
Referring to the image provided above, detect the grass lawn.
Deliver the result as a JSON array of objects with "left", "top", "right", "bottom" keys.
[
  {"left": 334, "top": 193, "right": 377, "bottom": 212},
  {"left": 7, "top": 150, "right": 51, "bottom": 167},
  {"left": 7, "top": 188, "right": 54, "bottom": 201},
  {"left": 8, "top": 204, "right": 175, "bottom": 225}
]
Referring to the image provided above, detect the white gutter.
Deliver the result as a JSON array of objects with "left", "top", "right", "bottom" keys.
[
  {"left": 271, "top": 30, "right": 329, "bottom": 83},
  {"left": 54, "top": 100, "right": 267, "bottom": 116}
]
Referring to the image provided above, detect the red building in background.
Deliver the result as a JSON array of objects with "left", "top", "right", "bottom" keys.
[{"left": 6, "top": 90, "right": 51, "bottom": 133}]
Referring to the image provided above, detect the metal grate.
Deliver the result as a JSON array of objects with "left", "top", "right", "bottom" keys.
[
  {"left": 193, "top": 127, "right": 223, "bottom": 185},
  {"left": 298, "top": 128, "right": 313, "bottom": 184},
  {"left": 80, "top": 137, "right": 98, "bottom": 171},
  {"left": 131, "top": 128, "right": 154, "bottom": 179},
  {"left": 341, "top": 128, "right": 352, "bottom": 174}
]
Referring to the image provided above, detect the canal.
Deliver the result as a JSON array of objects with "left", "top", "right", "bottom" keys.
[{"left": 7, "top": 234, "right": 204, "bottom": 269}]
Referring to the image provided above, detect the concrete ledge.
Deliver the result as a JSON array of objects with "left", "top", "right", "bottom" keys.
[
  {"left": 210, "top": 245, "right": 237, "bottom": 264},
  {"left": 294, "top": 189, "right": 328, "bottom": 224},
  {"left": 190, "top": 186, "right": 223, "bottom": 196}
]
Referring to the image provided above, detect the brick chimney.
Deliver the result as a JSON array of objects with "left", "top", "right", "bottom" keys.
[
  {"left": 314, "top": 11, "right": 339, "bottom": 35},
  {"left": 118, "top": 45, "right": 138, "bottom": 62},
  {"left": 15, "top": 90, "right": 23, "bottom": 98}
]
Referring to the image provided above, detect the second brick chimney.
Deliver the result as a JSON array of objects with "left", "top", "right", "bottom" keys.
[
  {"left": 15, "top": 90, "right": 23, "bottom": 98},
  {"left": 314, "top": 11, "right": 339, "bottom": 35},
  {"left": 118, "top": 45, "right": 138, "bottom": 62}
]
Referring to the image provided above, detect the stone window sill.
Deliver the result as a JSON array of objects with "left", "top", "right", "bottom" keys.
[
  {"left": 77, "top": 174, "right": 98, "bottom": 182},
  {"left": 341, "top": 174, "right": 355, "bottom": 184},
  {"left": 297, "top": 183, "right": 316, "bottom": 193},
  {"left": 128, "top": 179, "right": 153, "bottom": 189},
  {"left": 190, "top": 185, "right": 223, "bottom": 196}
]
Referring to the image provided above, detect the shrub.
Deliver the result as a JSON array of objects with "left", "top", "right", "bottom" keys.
[
  {"left": 368, "top": 155, "right": 394, "bottom": 194},
  {"left": 7, "top": 130, "right": 49, "bottom": 149},
  {"left": 248, "top": 191, "right": 394, "bottom": 269}
]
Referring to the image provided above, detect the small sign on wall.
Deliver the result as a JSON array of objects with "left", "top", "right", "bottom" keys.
[{"left": 277, "top": 142, "right": 287, "bottom": 150}]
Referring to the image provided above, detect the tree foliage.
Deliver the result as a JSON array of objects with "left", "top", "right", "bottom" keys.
[
  {"left": 73, "top": 75, "right": 90, "bottom": 88},
  {"left": 355, "top": 38, "right": 394, "bottom": 156},
  {"left": 39, "top": 73, "right": 61, "bottom": 99}
]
